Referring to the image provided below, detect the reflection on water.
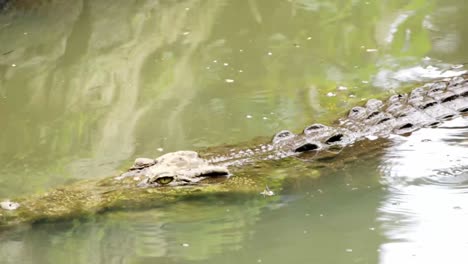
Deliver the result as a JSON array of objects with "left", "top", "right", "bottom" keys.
[
  {"left": 0, "top": 0, "right": 468, "bottom": 263},
  {"left": 378, "top": 117, "right": 468, "bottom": 264}
]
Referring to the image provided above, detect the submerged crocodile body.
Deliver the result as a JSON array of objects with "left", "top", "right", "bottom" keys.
[
  {"left": 1, "top": 74, "right": 467, "bottom": 228},
  {"left": 118, "top": 74, "right": 468, "bottom": 187}
]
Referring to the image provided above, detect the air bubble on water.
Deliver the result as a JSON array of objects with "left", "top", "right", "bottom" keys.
[
  {"left": 225, "top": 79, "right": 234, "bottom": 83},
  {"left": 246, "top": 115, "right": 253, "bottom": 119},
  {"left": 267, "top": 52, "right": 272, "bottom": 56},
  {"left": 327, "top": 92, "right": 336, "bottom": 97},
  {"left": 157, "top": 148, "right": 164, "bottom": 152}
]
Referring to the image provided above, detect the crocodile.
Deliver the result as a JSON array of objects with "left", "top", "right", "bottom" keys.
[
  {"left": 117, "top": 74, "right": 468, "bottom": 187},
  {"left": 0, "top": 74, "right": 467, "bottom": 228}
]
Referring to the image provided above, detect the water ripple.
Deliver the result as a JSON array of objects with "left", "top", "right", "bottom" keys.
[{"left": 378, "top": 117, "right": 468, "bottom": 264}]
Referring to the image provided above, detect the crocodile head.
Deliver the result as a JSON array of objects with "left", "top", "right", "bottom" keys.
[{"left": 118, "top": 151, "right": 230, "bottom": 187}]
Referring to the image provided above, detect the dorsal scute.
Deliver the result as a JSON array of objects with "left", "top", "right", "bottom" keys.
[
  {"left": 388, "top": 94, "right": 407, "bottom": 104},
  {"left": 365, "top": 99, "right": 383, "bottom": 110},
  {"left": 131, "top": 158, "right": 156, "bottom": 169},
  {"left": 272, "top": 130, "right": 295, "bottom": 144},
  {"left": 409, "top": 87, "right": 426, "bottom": 101},
  {"left": 303, "top": 123, "right": 328, "bottom": 135},
  {"left": 449, "top": 75, "right": 467, "bottom": 86},
  {"left": 348, "top": 106, "right": 367, "bottom": 120},
  {"left": 428, "top": 81, "right": 449, "bottom": 95}
]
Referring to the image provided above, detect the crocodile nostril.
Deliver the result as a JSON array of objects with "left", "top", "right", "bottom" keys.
[
  {"left": 294, "top": 143, "right": 319, "bottom": 153},
  {"left": 325, "top": 134, "right": 344, "bottom": 144}
]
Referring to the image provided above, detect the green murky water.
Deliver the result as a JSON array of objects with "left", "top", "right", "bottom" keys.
[{"left": 1, "top": 0, "right": 468, "bottom": 263}]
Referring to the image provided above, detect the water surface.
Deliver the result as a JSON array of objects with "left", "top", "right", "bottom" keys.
[{"left": 1, "top": 0, "right": 468, "bottom": 263}]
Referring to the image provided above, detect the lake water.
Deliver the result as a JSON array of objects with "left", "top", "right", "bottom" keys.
[{"left": 1, "top": 0, "right": 468, "bottom": 263}]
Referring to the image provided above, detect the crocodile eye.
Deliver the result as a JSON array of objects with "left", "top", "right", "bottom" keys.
[
  {"left": 272, "top": 130, "right": 295, "bottom": 144},
  {"left": 155, "top": 176, "right": 174, "bottom": 185}
]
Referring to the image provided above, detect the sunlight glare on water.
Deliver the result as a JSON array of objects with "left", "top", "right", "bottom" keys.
[{"left": 378, "top": 118, "right": 468, "bottom": 264}]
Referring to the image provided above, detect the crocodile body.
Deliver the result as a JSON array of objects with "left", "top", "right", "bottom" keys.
[
  {"left": 1, "top": 75, "right": 467, "bottom": 228},
  {"left": 119, "top": 74, "right": 468, "bottom": 187}
]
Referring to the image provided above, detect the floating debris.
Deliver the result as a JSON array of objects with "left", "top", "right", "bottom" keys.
[
  {"left": 1, "top": 200, "right": 20, "bottom": 210},
  {"left": 337, "top": 85, "right": 348, "bottom": 91},
  {"left": 260, "top": 186, "right": 274, "bottom": 196}
]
